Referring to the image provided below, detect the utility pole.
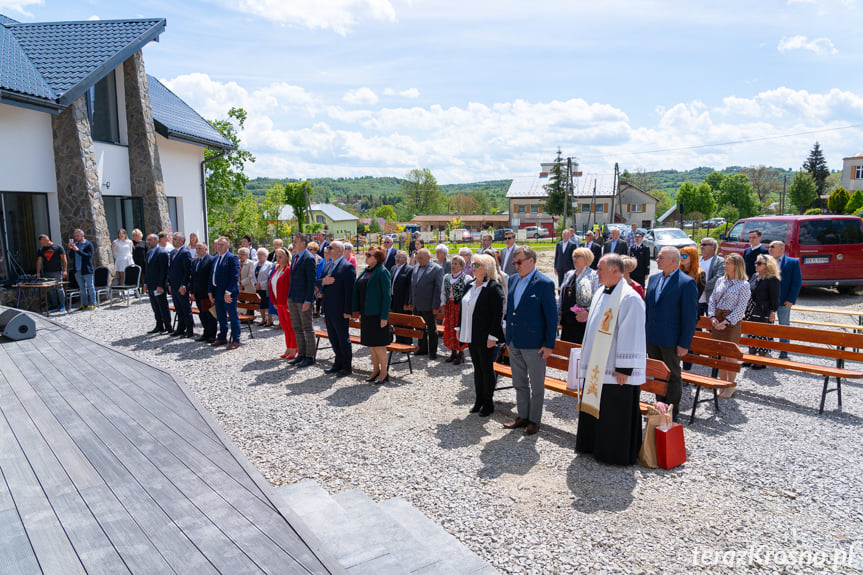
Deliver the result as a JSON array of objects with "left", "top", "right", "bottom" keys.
[
  {"left": 610, "top": 163, "right": 620, "bottom": 224},
  {"left": 781, "top": 170, "right": 788, "bottom": 215},
  {"left": 590, "top": 180, "right": 597, "bottom": 228}
]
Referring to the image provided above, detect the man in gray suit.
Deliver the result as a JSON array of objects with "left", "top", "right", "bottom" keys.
[
  {"left": 407, "top": 248, "right": 444, "bottom": 359},
  {"left": 698, "top": 237, "right": 724, "bottom": 316},
  {"left": 499, "top": 231, "right": 518, "bottom": 277}
]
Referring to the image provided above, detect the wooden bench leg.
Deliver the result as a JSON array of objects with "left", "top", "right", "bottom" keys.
[
  {"left": 407, "top": 352, "right": 413, "bottom": 374},
  {"left": 689, "top": 386, "right": 701, "bottom": 424},
  {"left": 386, "top": 350, "right": 393, "bottom": 370},
  {"left": 820, "top": 376, "right": 843, "bottom": 414}
]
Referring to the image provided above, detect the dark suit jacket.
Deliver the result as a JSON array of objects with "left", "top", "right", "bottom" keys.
[
  {"left": 777, "top": 255, "right": 802, "bottom": 305},
  {"left": 190, "top": 254, "right": 214, "bottom": 300},
  {"left": 602, "top": 238, "right": 629, "bottom": 256},
  {"left": 72, "top": 239, "right": 95, "bottom": 275},
  {"left": 505, "top": 270, "right": 557, "bottom": 349},
  {"left": 584, "top": 242, "right": 602, "bottom": 270},
  {"left": 743, "top": 244, "right": 769, "bottom": 278},
  {"left": 554, "top": 240, "right": 576, "bottom": 279},
  {"left": 629, "top": 243, "right": 651, "bottom": 285},
  {"left": 644, "top": 269, "right": 698, "bottom": 349},
  {"left": 209, "top": 251, "right": 240, "bottom": 297},
  {"left": 459, "top": 279, "right": 505, "bottom": 344},
  {"left": 750, "top": 275, "right": 780, "bottom": 317},
  {"left": 167, "top": 246, "right": 192, "bottom": 291},
  {"left": 322, "top": 258, "right": 355, "bottom": 317},
  {"left": 383, "top": 247, "right": 397, "bottom": 271},
  {"left": 288, "top": 249, "right": 317, "bottom": 303},
  {"left": 409, "top": 261, "right": 444, "bottom": 311},
  {"left": 702, "top": 255, "right": 725, "bottom": 301},
  {"left": 143, "top": 247, "right": 168, "bottom": 291},
  {"left": 390, "top": 264, "right": 413, "bottom": 313}
]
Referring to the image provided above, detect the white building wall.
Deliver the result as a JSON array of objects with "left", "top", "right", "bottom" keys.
[
  {"left": 0, "top": 104, "right": 62, "bottom": 238},
  {"left": 157, "top": 135, "right": 205, "bottom": 240},
  {"left": 842, "top": 158, "right": 863, "bottom": 193},
  {"left": 93, "top": 142, "right": 132, "bottom": 195}
]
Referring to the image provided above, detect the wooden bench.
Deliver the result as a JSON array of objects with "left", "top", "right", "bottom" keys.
[
  {"left": 313, "top": 312, "right": 426, "bottom": 374},
  {"left": 171, "top": 292, "right": 258, "bottom": 338},
  {"left": 791, "top": 318, "right": 863, "bottom": 333},
  {"left": 683, "top": 335, "right": 743, "bottom": 423},
  {"left": 493, "top": 340, "right": 669, "bottom": 415},
  {"left": 695, "top": 316, "right": 863, "bottom": 413}
]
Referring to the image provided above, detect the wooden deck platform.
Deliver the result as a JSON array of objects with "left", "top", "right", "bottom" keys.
[{"left": 0, "top": 308, "right": 343, "bottom": 574}]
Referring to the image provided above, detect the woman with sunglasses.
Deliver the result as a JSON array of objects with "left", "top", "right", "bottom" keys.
[
  {"left": 353, "top": 245, "right": 392, "bottom": 383},
  {"left": 457, "top": 253, "right": 505, "bottom": 416},
  {"left": 441, "top": 255, "right": 469, "bottom": 364},
  {"left": 708, "top": 253, "right": 750, "bottom": 395},
  {"left": 746, "top": 254, "right": 781, "bottom": 368}
]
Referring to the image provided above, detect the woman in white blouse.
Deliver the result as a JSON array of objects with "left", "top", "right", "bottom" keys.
[
  {"left": 252, "top": 247, "right": 274, "bottom": 326},
  {"left": 112, "top": 228, "right": 134, "bottom": 285},
  {"left": 456, "top": 253, "right": 506, "bottom": 417},
  {"left": 708, "top": 252, "right": 750, "bottom": 394}
]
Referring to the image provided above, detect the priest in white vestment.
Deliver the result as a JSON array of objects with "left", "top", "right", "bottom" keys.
[{"left": 575, "top": 253, "right": 647, "bottom": 465}]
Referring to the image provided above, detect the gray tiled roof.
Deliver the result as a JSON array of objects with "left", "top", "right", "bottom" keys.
[
  {"left": 148, "top": 75, "right": 232, "bottom": 150},
  {"left": 0, "top": 15, "right": 165, "bottom": 108}
]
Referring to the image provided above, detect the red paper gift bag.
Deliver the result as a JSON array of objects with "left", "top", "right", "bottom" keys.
[{"left": 656, "top": 423, "right": 686, "bottom": 469}]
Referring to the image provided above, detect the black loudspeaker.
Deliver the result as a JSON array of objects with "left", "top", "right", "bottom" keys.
[{"left": 0, "top": 309, "right": 36, "bottom": 341}]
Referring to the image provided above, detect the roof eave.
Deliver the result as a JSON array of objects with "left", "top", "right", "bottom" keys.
[
  {"left": 57, "top": 18, "right": 166, "bottom": 107},
  {"left": 154, "top": 122, "right": 234, "bottom": 150},
  {"left": 0, "top": 91, "right": 62, "bottom": 114}
]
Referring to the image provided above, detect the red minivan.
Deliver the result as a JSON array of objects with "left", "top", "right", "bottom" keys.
[{"left": 718, "top": 215, "right": 863, "bottom": 293}]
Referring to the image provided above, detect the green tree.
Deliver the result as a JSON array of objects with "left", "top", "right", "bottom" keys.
[
  {"left": 803, "top": 142, "right": 830, "bottom": 197},
  {"left": 368, "top": 217, "right": 383, "bottom": 233},
  {"left": 717, "top": 174, "right": 758, "bottom": 218},
  {"left": 717, "top": 203, "right": 740, "bottom": 226},
  {"left": 742, "top": 165, "right": 781, "bottom": 206},
  {"left": 205, "top": 107, "right": 256, "bottom": 212},
  {"left": 375, "top": 205, "right": 397, "bottom": 221},
  {"left": 676, "top": 181, "right": 715, "bottom": 218},
  {"left": 284, "top": 181, "right": 312, "bottom": 232},
  {"left": 402, "top": 168, "right": 443, "bottom": 214},
  {"left": 448, "top": 193, "right": 480, "bottom": 214},
  {"left": 828, "top": 187, "right": 850, "bottom": 214},
  {"left": 788, "top": 172, "right": 818, "bottom": 214},
  {"left": 543, "top": 149, "right": 572, "bottom": 218},
  {"left": 704, "top": 171, "right": 726, "bottom": 193},
  {"left": 654, "top": 191, "right": 673, "bottom": 218},
  {"left": 262, "top": 183, "right": 287, "bottom": 236},
  {"left": 845, "top": 190, "right": 863, "bottom": 214}
]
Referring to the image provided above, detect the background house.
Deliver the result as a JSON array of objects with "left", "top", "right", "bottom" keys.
[
  {"left": 841, "top": 152, "right": 863, "bottom": 192},
  {"left": 0, "top": 14, "right": 232, "bottom": 285},
  {"left": 409, "top": 213, "right": 509, "bottom": 232},
  {"left": 278, "top": 204, "right": 359, "bottom": 238}
]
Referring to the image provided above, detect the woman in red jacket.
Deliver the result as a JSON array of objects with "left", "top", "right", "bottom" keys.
[{"left": 268, "top": 248, "right": 298, "bottom": 359}]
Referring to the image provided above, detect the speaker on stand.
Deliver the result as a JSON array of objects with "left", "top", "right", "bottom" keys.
[{"left": 0, "top": 309, "right": 37, "bottom": 341}]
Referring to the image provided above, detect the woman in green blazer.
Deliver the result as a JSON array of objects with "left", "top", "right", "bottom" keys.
[{"left": 353, "top": 246, "right": 392, "bottom": 383}]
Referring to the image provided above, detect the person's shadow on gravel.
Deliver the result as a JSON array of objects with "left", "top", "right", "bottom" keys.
[
  {"left": 326, "top": 381, "right": 381, "bottom": 407},
  {"left": 566, "top": 456, "right": 636, "bottom": 512},
  {"left": 435, "top": 417, "right": 491, "bottom": 450},
  {"left": 477, "top": 436, "right": 539, "bottom": 479}
]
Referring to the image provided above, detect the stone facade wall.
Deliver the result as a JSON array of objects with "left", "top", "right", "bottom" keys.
[
  {"left": 51, "top": 96, "right": 114, "bottom": 271},
  {"left": 124, "top": 50, "right": 171, "bottom": 236}
]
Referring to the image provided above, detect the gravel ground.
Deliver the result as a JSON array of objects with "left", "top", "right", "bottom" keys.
[{"left": 53, "top": 259, "right": 863, "bottom": 574}]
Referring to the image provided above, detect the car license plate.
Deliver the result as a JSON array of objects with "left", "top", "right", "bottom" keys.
[{"left": 804, "top": 256, "right": 830, "bottom": 265}]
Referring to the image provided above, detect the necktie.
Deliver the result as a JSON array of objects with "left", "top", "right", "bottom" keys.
[{"left": 656, "top": 274, "right": 668, "bottom": 301}]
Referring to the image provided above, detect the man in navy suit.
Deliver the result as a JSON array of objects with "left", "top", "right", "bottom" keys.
[
  {"left": 554, "top": 229, "right": 577, "bottom": 286},
  {"left": 743, "top": 229, "right": 769, "bottom": 278},
  {"left": 769, "top": 241, "right": 802, "bottom": 359},
  {"left": 209, "top": 236, "right": 241, "bottom": 350},
  {"left": 167, "top": 232, "right": 194, "bottom": 337},
  {"left": 602, "top": 227, "right": 629, "bottom": 256},
  {"left": 288, "top": 233, "right": 319, "bottom": 367},
  {"left": 503, "top": 246, "right": 558, "bottom": 435},
  {"left": 189, "top": 242, "right": 217, "bottom": 342},
  {"left": 383, "top": 235, "right": 397, "bottom": 271},
  {"left": 645, "top": 246, "right": 698, "bottom": 420},
  {"left": 143, "top": 233, "right": 171, "bottom": 333},
  {"left": 319, "top": 241, "right": 356, "bottom": 377},
  {"left": 582, "top": 230, "right": 603, "bottom": 270}
]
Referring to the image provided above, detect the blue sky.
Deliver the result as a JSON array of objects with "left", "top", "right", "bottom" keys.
[{"left": 4, "top": 0, "right": 863, "bottom": 185}]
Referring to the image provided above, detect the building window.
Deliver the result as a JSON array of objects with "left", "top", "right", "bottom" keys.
[
  {"left": 316, "top": 215, "right": 326, "bottom": 224},
  {"left": 581, "top": 203, "right": 591, "bottom": 213},
  {"left": 167, "top": 197, "right": 178, "bottom": 233},
  {"left": 596, "top": 203, "right": 607, "bottom": 213},
  {"left": 856, "top": 166, "right": 863, "bottom": 180},
  {"left": 518, "top": 204, "right": 526, "bottom": 214},
  {"left": 628, "top": 203, "right": 644, "bottom": 213},
  {"left": 104, "top": 196, "right": 144, "bottom": 239},
  {"left": 87, "top": 70, "right": 120, "bottom": 144},
  {"left": 0, "top": 192, "right": 50, "bottom": 284},
  {"left": 531, "top": 204, "right": 538, "bottom": 214}
]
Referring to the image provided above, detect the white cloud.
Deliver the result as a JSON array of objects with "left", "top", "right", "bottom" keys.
[
  {"left": 162, "top": 73, "right": 863, "bottom": 182},
  {"left": 778, "top": 35, "right": 837, "bottom": 55},
  {"left": 231, "top": 0, "right": 398, "bottom": 35},
  {"left": 383, "top": 87, "right": 420, "bottom": 98},
  {"left": 0, "top": 0, "right": 42, "bottom": 16},
  {"left": 342, "top": 87, "right": 379, "bottom": 105},
  {"left": 87, "top": 15, "right": 101, "bottom": 21}
]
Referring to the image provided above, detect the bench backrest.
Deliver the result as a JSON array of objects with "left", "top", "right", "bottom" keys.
[
  {"left": 696, "top": 316, "right": 863, "bottom": 364},
  {"left": 238, "top": 291, "right": 261, "bottom": 312},
  {"left": 686, "top": 334, "right": 742, "bottom": 374},
  {"left": 389, "top": 312, "right": 427, "bottom": 340}
]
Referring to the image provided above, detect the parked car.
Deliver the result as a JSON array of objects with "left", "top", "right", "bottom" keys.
[
  {"left": 702, "top": 217, "right": 727, "bottom": 228},
  {"left": 642, "top": 227, "right": 696, "bottom": 258},
  {"left": 451, "top": 228, "right": 472, "bottom": 242},
  {"left": 493, "top": 228, "right": 514, "bottom": 241},
  {"left": 403, "top": 224, "right": 421, "bottom": 235},
  {"left": 718, "top": 215, "right": 863, "bottom": 293},
  {"left": 523, "top": 226, "right": 550, "bottom": 239}
]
